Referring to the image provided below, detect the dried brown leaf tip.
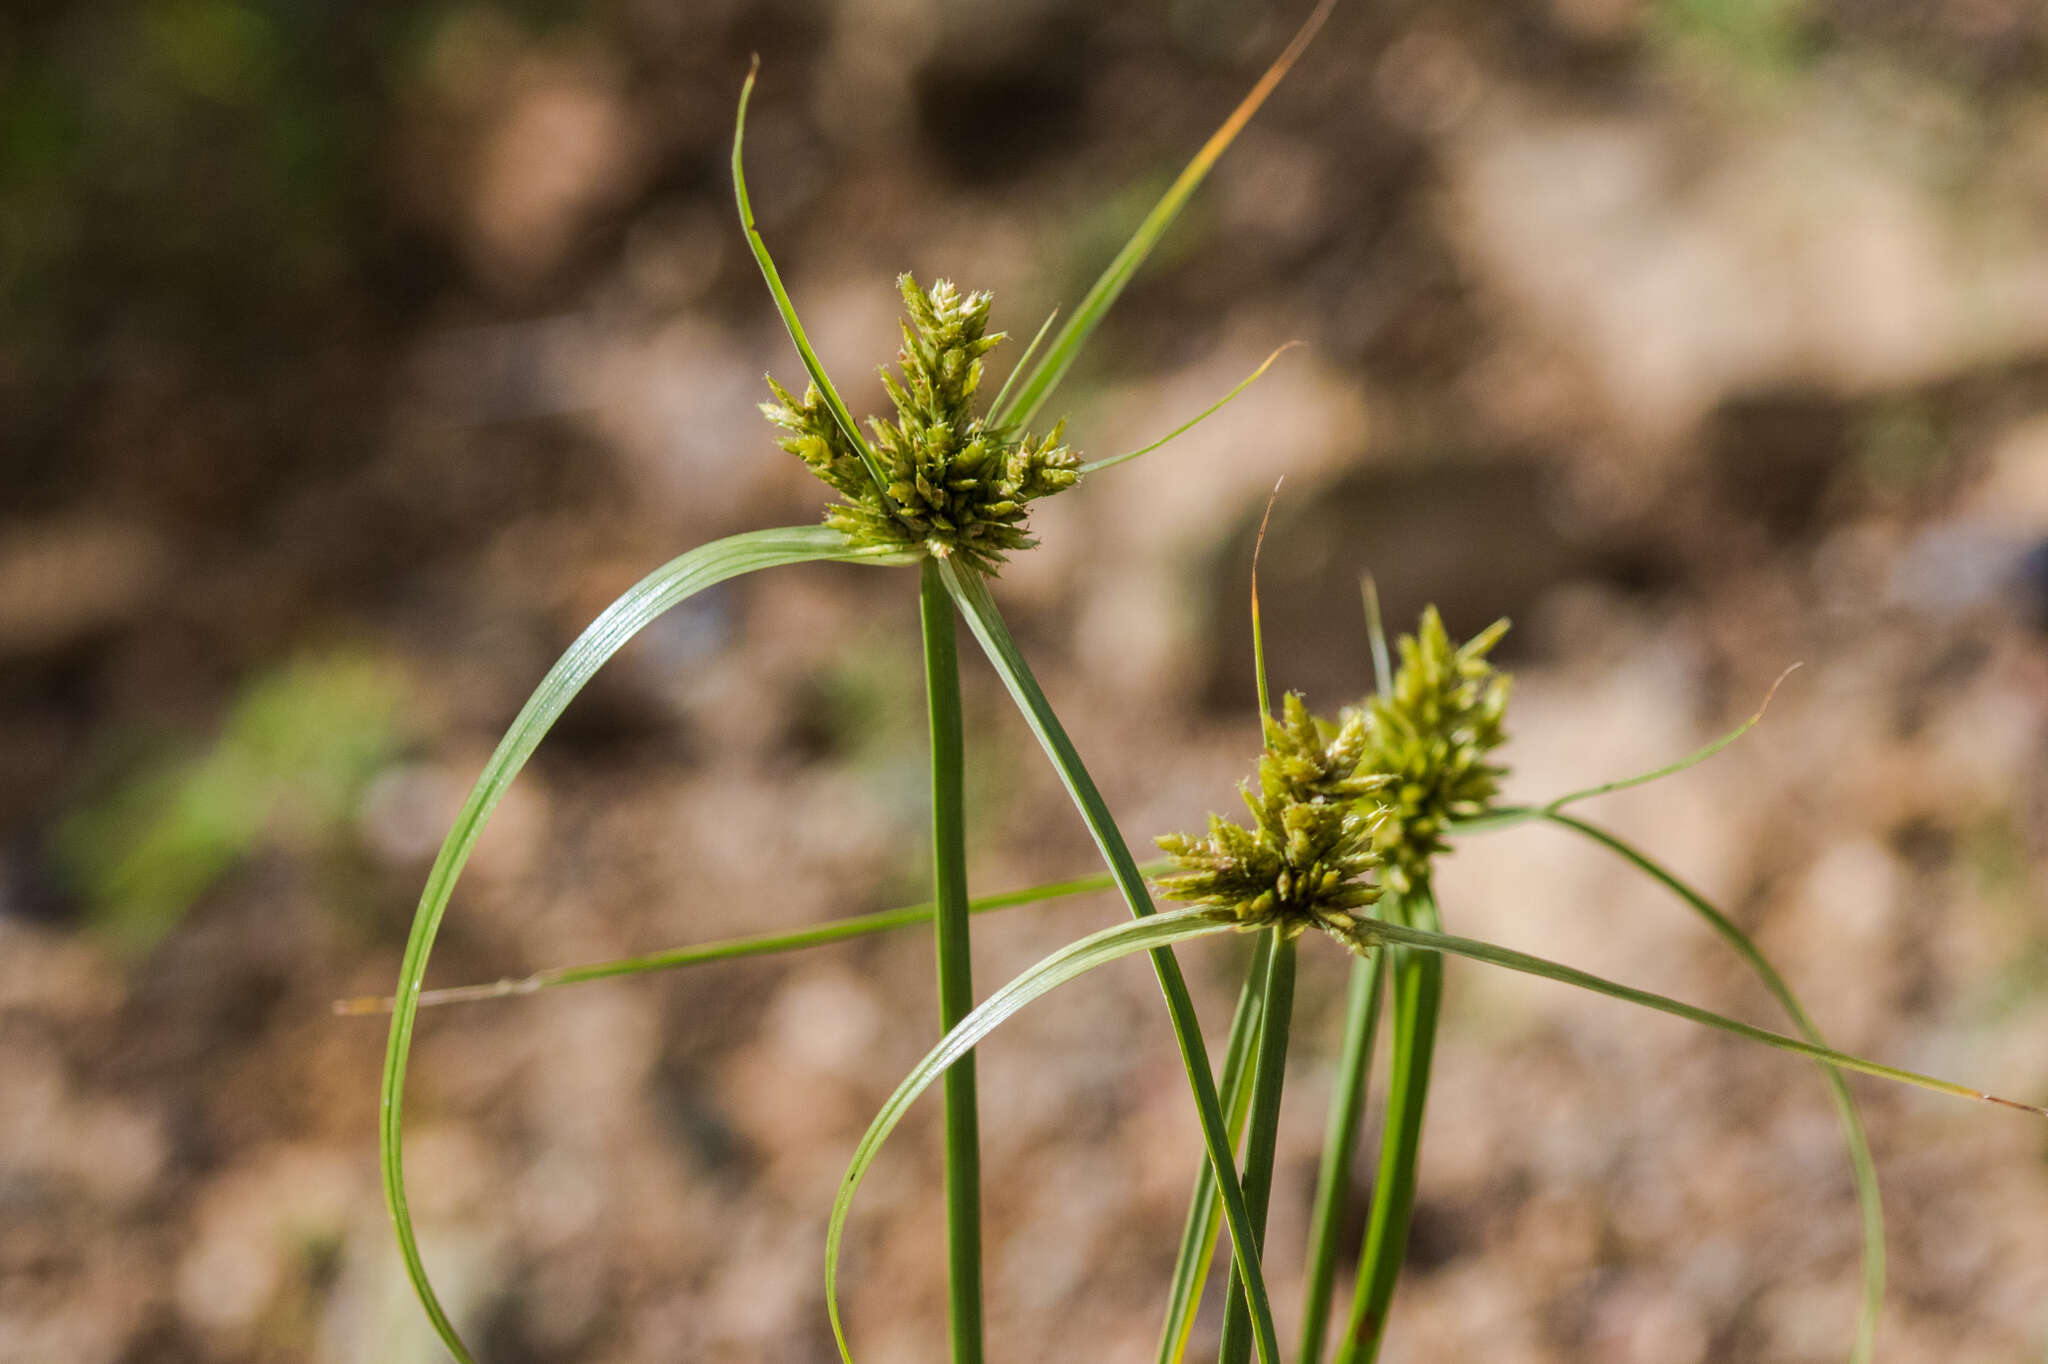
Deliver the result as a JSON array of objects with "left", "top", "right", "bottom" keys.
[{"left": 763, "top": 274, "right": 1080, "bottom": 573}]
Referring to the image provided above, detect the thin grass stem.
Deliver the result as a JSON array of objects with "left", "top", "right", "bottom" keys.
[
  {"left": 1298, "top": 948, "right": 1387, "bottom": 1364},
  {"left": 1334, "top": 887, "right": 1442, "bottom": 1364},
  {"left": 1154, "top": 933, "right": 1273, "bottom": 1364},
  {"left": 1217, "top": 931, "right": 1300, "bottom": 1364},
  {"left": 827, "top": 909, "right": 1237, "bottom": 1359},
  {"left": 939, "top": 559, "right": 1283, "bottom": 1364},
  {"left": 1251, "top": 482, "right": 1282, "bottom": 723},
  {"left": 921, "top": 557, "right": 984, "bottom": 1364},
  {"left": 1451, "top": 667, "right": 1801, "bottom": 837},
  {"left": 1360, "top": 576, "right": 1392, "bottom": 702}
]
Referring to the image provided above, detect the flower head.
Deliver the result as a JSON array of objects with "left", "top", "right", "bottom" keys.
[
  {"left": 1156, "top": 693, "right": 1387, "bottom": 939},
  {"left": 763, "top": 275, "right": 1080, "bottom": 573},
  {"left": 1362, "top": 606, "right": 1511, "bottom": 892}
]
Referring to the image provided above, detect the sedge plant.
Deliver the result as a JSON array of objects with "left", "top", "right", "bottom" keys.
[
  {"left": 375, "top": 5, "right": 1338, "bottom": 1360},
  {"left": 363, "top": 3, "right": 2046, "bottom": 1359},
  {"left": 357, "top": 600, "right": 2044, "bottom": 1359},
  {"left": 815, "top": 604, "right": 2043, "bottom": 1364}
]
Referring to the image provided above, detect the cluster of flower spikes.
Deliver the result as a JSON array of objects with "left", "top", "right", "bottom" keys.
[
  {"left": 1156, "top": 608, "right": 1513, "bottom": 943},
  {"left": 762, "top": 274, "right": 1081, "bottom": 574},
  {"left": 1363, "top": 606, "right": 1511, "bottom": 894},
  {"left": 1155, "top": 692, "right": 1390, "bottom": 943}
]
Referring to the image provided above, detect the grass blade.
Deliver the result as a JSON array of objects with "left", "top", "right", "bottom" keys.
[
  {"left": 335, "top": 864, "right": 1172, "bottom": 1016},
  {"left": 1154, "top": 934, "right": 1273, "bottom": 1364},
  {"left": 1360, "top": 575, "right": 1392, "bottom": 702},
  {"left": 939, "top": 558, "right": 1284, "bottom": 1364},
  {"left": 379, "top": 526, "right": 913, "bottom": 1362},
  {"left": 1250, "top": 482, "right": 1282, "bottom": 723},
  {"left": 826, "top": 908, "right": 1235, "bottom": 1359},
  {"left": 994, "top": 0, "right": 1338, "bottom": 430},
  {"left": 1450, "top": 666, "right": 1800, "bottom": 836},
  {"left": 920, "top": 556, "right": 984, "bottom": 1364},
  {"left": 1298, "top": 948, "right": 1386, "bottom": 1364},
  {"left": 1547, "top": 811, "right": 1884, "bottom": 1363},
  {"left": 1217, "top": 932, "right": 1300, "bottom": 1364},
  {"left": 1079, "top": 343, "right": 1299, "bottom": 474},
  {"left": 1335, "top": 888, "right": 1443, "bottom": 1364},
  {"left": 1350, "top": 919, "right": 2048, "bottom": 1115},
  {"left": 987, "top": 305, "right": 1060, "bottom": 422},
  {"left": 733, "top": 61, "right": 892, "bottom": 500}
]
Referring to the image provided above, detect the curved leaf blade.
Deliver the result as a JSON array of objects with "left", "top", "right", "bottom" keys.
[
  {"left": 1080, "top": 343, "right": 1299, "bottom": 475},
  {"left": 826, "top": 908, "right": 1234, "bottom": 1359},
  {"left": 1451, "top": 666, "right": 1799, "bottom": 836},
  {"left": 1350, "top": 919, "right": 2047, "bottom": 1115},
  {"left": 1547, "top": 811, "right": 1884, "bottom": 1364},
  {"left": 380, "top": 526, "right": 913, "bottom": 1361}
]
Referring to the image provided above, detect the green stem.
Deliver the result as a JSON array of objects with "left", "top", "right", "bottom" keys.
[
  {"left": 921, "top": 558, "right": 984, "bottom": 1364},
  {"left": 1298, "top": 948, "right": 1387, "bottom": 1364},
  {"left": 939, "top": 559, "right": 1283, "bottom": 1364},
  {"left": 1218, "top": 932, "right": 1299, "bottom": 1364},
  {"left": 1335, "top": 887, "right": 1442, "bottom": 1364},
  {"left": 1154, "top": 935, "right": 1273, "bottom": 1364}
]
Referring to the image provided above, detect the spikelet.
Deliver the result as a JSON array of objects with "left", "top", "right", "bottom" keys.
[
  {"left": 763, "top": 275, "right": 1079, "bottom": 573},
  {"left": 1156, "top": 693, "right": 1388, "bottom": 940},
  {"left": 1362, "top": 606, "right": 1511, "bottom": 893}
]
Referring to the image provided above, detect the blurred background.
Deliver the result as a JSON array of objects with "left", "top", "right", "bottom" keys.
[{"left": 5, "top": 0, "right": 2048, "bottom": 1359}]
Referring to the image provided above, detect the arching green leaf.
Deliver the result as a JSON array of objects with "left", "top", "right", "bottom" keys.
[
  {"left": 826, "top": 908, "right": 1235, "bottom": 1360},
  {"left": 1546, "top": 811, "right": 1884, "bottom": 1364},
  {"left": 381, "top": 526, "right": 914, "bottom": 1362}
]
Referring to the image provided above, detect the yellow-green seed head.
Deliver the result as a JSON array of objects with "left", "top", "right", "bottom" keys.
[
  {"left": 1155, "top": 691, "right": 1387, "bottom": 940},
  {"left": 762, "top": 274, "right": 1080, "bottom": 573},
  {"left": 1363, "top": 606, "right": 1511, "bottom": 892}
]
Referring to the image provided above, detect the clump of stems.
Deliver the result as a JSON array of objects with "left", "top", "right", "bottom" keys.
[{"left": 365, "top": 5, "right": 2045, "bottom": 1362}]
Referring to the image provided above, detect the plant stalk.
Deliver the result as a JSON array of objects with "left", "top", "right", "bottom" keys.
[
  {"left": 1154, "top": 933, "right": 1273, "bottom": 1364},
  {"left": 1335, "top": 886, "right": 1442, "bottom": 1364},
  {"left": 940, "top": 559, "right": 1283, "bottom": 1363},
  {"left": 1217, "top": 931, "right": 1299, "bottom": 1364},
  {"left": 1298, "top": 948, "right": 1387, "bottom": 1364},
  {"left": 921, "top": 556, "right": 984, "bottom": 1364}
]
